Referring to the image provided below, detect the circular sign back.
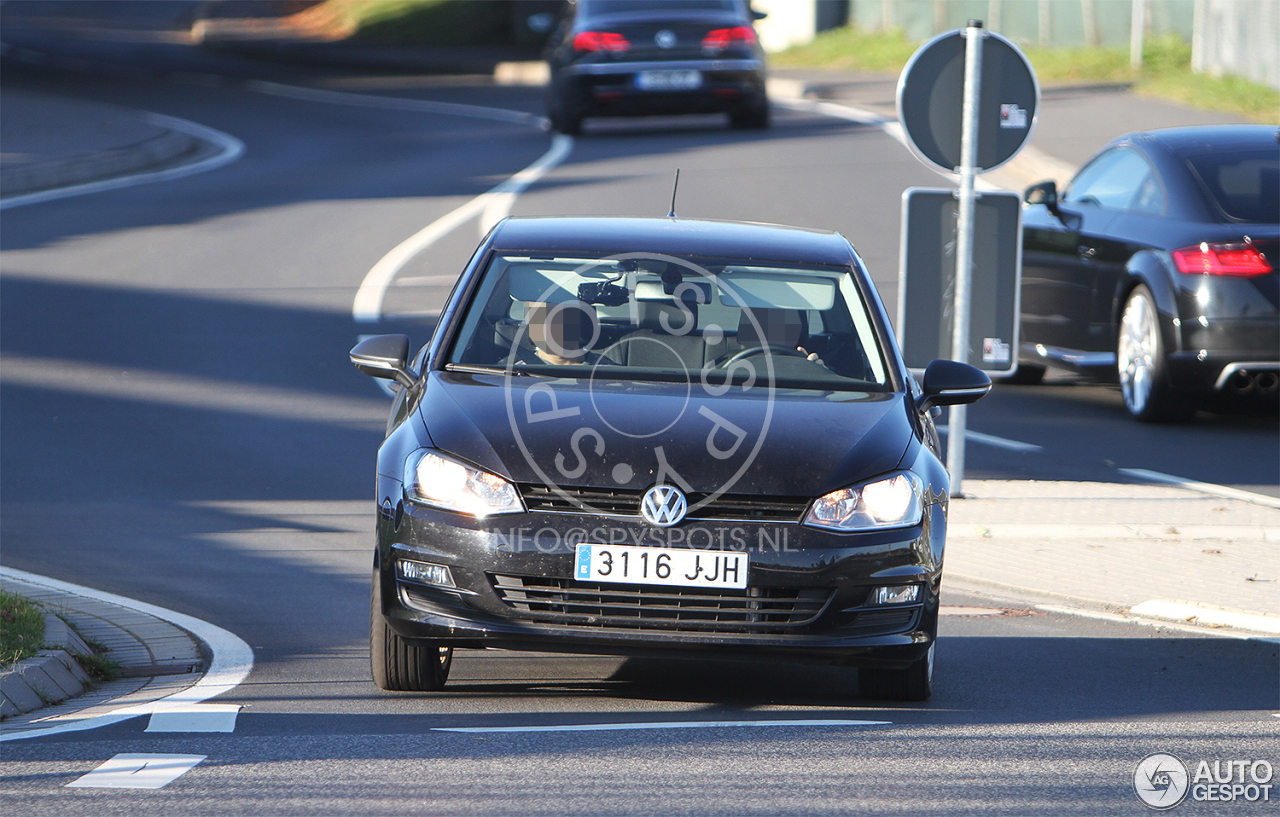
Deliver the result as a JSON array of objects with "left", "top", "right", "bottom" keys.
[{"left": 896, "top": 28, "right": 1040, "bottom": 174}]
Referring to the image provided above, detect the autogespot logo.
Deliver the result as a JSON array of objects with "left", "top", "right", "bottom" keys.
[
  {"left": 502, "top": 252, "right": 779, "bottom": 518},
  {"left": 1134, "top": 753, "right": 1190, "bottom": 810}
]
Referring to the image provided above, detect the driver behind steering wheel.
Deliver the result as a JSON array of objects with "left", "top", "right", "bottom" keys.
[{"left": 732, "top": 307, "right": 825, "bottom": 366}]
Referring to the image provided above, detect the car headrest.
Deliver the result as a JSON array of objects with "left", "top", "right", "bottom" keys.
[{"left": 737, "top": 308, "right": 806, "bottom": 347}]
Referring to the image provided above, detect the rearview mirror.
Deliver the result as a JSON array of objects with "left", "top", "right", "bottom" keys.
[
  {"left": 1024, "top": 179, "right": 1059, "bottom": 211},
  {"left": 916, "top": 359, "right": 992, "bottom": 412},
  {"left": 350, "top": 334, "right": 416, "bottom": 389}
]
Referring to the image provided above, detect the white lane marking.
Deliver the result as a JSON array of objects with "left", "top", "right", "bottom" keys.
[
  {"left": 146, "top": 703, "right": 242, "bottom": 733},
  {"left": 936, "top": 425, "right": 1042, "bottom": 452},
  {"left": 0, "top": 567, "right": 254, "bottom": 742},
  {"left": 1129, "top": 600, "right": 1280, "bottom": 636},
  {"left": 1035, "top": 603, "right": 1280, "bottom": 645},
  {"left": 433, "top": 719, "right": 890, "bottom": 734},
  {"left": 352, "top": 133, "right": 573, "bottom": 323},
  {"left": 1119, "top": 468, "right": 1280, "bottom": 509},
  {"left": 0, "top": 112, "right": 244, "bottom": 210},
  {"left": 66, "top": 754, "right": 206, "bottom": 790},
  {"left": 246, "top": 80, "right": 548, "bottom": 128},
  {"left": 771, "top": 98, "right": 1003, "bottom": 192}
]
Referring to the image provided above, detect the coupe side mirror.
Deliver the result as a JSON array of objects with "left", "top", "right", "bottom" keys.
[
  {"left": 350, "top": 334, "right": 416, "bottom": 389},
  {"left": 916, "top": 359, "right": 992, "bottom": 413},
  {"left": 1024, "top": 179, "right": 1059, "bottom": 212}
]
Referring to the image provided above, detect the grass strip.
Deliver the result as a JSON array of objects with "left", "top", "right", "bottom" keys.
[
  {"left": 772, "top": 28, "right": 1278, "bottom": 124},
  {"left": 1, "top": 590, "right": 46, "bottom": 670}
]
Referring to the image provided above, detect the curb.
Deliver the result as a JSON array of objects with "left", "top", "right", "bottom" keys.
[{"left": 0, "top": 129, "right": 198, "bottom": 197}]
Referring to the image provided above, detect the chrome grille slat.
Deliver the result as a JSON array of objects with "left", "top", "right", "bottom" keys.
[{"left": 517, "top": 485, "right": 809, "bottom": 523}]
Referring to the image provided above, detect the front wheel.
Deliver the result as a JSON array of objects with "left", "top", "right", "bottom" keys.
[
  {"left": 858, "top": 643, "right": 934, "bottom": 701},
  {"left": 370, "top": 573, "right": 453, "bottom": 691},
  {"left": 1117, "top": 285, "right": 1190, "bottom": 422}
]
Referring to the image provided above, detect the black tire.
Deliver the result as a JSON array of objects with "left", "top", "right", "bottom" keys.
[
  {"left": 1116, "top": 285, "right": 1192, "bottom": 422},
  {"left": 858, "top": 643, "right": 933, "bottom": 701},
  {"left": 549, "top": 110, "right": 582, "bottom": 136},
  {"left": 1000, "top": 363, "right": 1046, "bottom": 385},
  {"left": 729, "top": 99, "right": 770, "bottom": 129},
  {"left": 370, "top": 572, "right": 452, "bottom": 691},
  {"left": 546, "top": 83, "right": 584, "bottom": 135}
]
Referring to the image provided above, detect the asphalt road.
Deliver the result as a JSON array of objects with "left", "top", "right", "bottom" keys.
[{"left": 2, "top": 61, "right": 1277, "bottom": 816}]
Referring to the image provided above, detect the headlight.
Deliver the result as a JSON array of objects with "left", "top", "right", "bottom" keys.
[
  {"left": 404, "top": 450, "right": 524, "bottom": 517},
  {"left": 804, "top": 473, "right": 923, "bottom": 531}
]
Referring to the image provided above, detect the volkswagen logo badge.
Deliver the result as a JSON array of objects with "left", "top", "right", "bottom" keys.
[
  {"left": 655, "top": 29, "right": 677, "bottom": 49},
  {"left": 640, "top": 484, "right": 687, "bottom": 527}
]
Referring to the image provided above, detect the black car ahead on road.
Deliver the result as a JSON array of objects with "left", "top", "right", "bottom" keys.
[
  {"left": 544, "top": 0, "right": 770, "bottom": 134},
  {"left": 1016, "top": 124, "right": 1279, "bottom": 421},
  {"left": 351, "top": 216, "right": 990, "bottom": 701}
]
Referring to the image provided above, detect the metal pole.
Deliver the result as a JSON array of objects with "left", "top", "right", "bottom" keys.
[
  {"left": 947, "top": 20, "right": 984, "bottom": 498},
  {"left": 1130, "top": 0, "right": 1146, "bottom": 69}
]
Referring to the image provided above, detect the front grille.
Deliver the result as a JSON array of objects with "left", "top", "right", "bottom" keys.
[
  {"left": 518, "top": 484, "right": 810, "bottom": 523},
  {"left": 489, "top": 574, "right": 832, "bottom": 633}
]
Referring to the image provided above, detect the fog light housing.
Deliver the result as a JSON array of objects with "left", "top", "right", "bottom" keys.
[
  {"left": 870, "top": 584, "right": 919, "bottom": 606},
  {"left": 396, "top": 559, "right": 455, "bottom": 588}
]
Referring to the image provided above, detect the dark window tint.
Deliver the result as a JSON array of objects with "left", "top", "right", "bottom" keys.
[
  {"left": 1185, "top": 149, "right": 1280, "bottom": 223},
  {"left": 1065, "top": 148, "right": 1163, "bottom": 213},
  {"left": 580, "top": 0, "right": 740, "bottom": 14}
]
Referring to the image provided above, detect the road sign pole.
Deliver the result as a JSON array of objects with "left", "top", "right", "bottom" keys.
[{"left": 946, "top": 20, "right": 985, "bottom": 497}]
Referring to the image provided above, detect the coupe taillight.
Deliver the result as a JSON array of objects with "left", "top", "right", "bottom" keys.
[
  {"left": 1172, "top": 242, "right": 1273, "bottom": 277},
  {"left": 573, "top": 31, "right": 630, "bottom": 52},
  {"left": 702, "top": 26, "right": 756, "bottom": 49}
]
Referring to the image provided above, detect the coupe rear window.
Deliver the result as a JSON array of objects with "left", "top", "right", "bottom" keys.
[
  {"left": 1185, "top": 149, "right": 1280, "bottom": 223},
  {"left": 446, "top": 254, "right": 889, "bottom": 391},
  {"left": 580, "top": 0, "right": 741, "bottom": 14}
]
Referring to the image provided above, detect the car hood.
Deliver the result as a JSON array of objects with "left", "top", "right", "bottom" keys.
[{"left": 419, "top": 371, "right": 914, "bottom": 498}]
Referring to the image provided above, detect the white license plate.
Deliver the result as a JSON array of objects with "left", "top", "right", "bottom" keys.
[
  {"left": 636, "top": 70, "right": 703, "bottom": 91},
  {"left": 575, "top": 544, "right": 747, "bottom": 589}
]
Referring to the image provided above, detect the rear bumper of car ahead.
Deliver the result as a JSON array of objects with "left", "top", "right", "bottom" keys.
[
  {"left": 375, "top": 503, "right": 942, "bottom": 670},
  {"left": 558, "top": 58, "right": 766, "bottom": 117}
]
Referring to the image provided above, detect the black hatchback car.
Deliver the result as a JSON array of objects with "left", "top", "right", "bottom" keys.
[
  {"left": 1017, "top": 125, "right": 1279, "bottom": 420},
  {"left": 544, "top": 0, "right": 770, "bottom": 134},
  {"left": 351, "top": 216, "right": 990, "bottom": 701}
]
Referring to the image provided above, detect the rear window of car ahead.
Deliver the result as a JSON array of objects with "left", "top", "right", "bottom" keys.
[{"left": 1184, "top": 148, "right": 1280, "bottom": 224}]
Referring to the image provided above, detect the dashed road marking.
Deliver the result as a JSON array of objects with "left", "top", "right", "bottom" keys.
[
  {"left": 936, "top": 425, "right": 1042, "bottom": 452},
  {"left": 66, "top": 754, "right": 206, "bottom": 790},
  {"left": 146, "top": 704, "right": 242, "bottom": 733}
]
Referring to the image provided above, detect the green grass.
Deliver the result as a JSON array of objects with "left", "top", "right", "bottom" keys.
[
  {"left": 774, "top": 28, "right": 1279, "bottom": 124},
  {"left": 1, "top": 590, "right": 46, "bottom": 670}
]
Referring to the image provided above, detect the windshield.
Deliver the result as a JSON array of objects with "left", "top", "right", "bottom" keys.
[
  {"left": 580, "top": 0, "right": 741, "bottom": 16},
  {"left": 446, "top": 253, "right": 890, "bottom": 391}
]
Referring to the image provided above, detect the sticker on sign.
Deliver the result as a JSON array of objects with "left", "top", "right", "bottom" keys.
[
  {"left": 983, "top": 337, "right": 1011, "bottom": 364},
  {"left": 1000, "top": 104, "right": 1028, "bottom": 129}
]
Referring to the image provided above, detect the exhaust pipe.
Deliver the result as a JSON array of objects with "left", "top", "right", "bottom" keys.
[
  {"left": 1255, "top": 371, "right": 1279, "bottom": 396},
  {"left": 1226, "top": 370, "right": 1255, "bottom": 395}
]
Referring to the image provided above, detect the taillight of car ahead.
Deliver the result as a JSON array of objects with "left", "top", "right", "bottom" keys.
[
  {"left": 702, "top": 26, "right": 756, "bottom": 50},
  {"left": 1172, "top": 242, "right": 1273, "bottom": 277},
  {"left": 573, "top": 31, "right": 630, "bottom": 52}
]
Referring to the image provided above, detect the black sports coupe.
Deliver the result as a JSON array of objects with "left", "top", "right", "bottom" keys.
[
  {"left": 543, "top": 0, "right": 770, "bottom": 134},
  {"left": 1018, "top": 125, "right": 1279, "bottom": 420},
  {"left": 351, "top": 216, "right": 990, "bottom": 701}
]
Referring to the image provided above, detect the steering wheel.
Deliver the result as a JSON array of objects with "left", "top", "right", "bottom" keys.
[{"left": 721, "top": 343, "right": 809, "bottom": 367}]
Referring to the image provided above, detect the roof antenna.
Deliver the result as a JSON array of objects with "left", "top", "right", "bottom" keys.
[{"left": 667, "top": 168, "right": 680, "bottom": 218}]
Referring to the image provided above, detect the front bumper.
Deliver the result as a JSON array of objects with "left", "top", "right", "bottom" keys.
[{"left": 375, "top": 502, "right": 942, "bottom": 669}]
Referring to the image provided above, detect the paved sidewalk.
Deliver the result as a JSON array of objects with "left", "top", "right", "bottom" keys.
[{"left": 0, "top": 571, "right": 206, "bottom": 734}]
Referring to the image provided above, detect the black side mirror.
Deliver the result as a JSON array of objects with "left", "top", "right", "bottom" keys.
[
  {"left": 916, "top": 359, "right": 992, "bottom": 413},
  {"left": 350, "top": 334, "right": 416, "bottom": 389},
  {"left": 1024, "top": 179, "right": 1059, "bottom": 213},
  {"left": 751, "top": 9, "right": 767, "bottom": 20}
]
